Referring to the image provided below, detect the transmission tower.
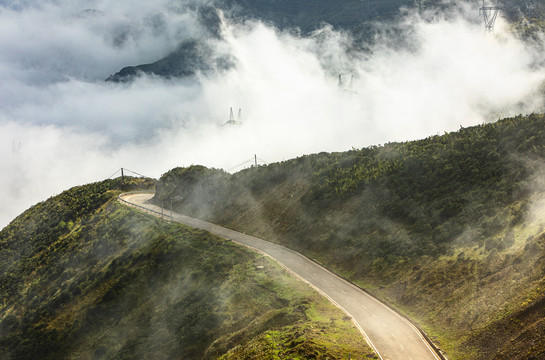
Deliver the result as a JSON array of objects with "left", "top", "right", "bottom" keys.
[
  {"left": 222, "top": 107, "right": 242, "bottom": 126},
  {"left": 480, "top": 0, "right": 501, "bottom": 32},
  {"left": 229, "top": 107, "right": 235, "bottom": 123},
  {"left": 338, "top": 73, "right": 357, "bottom": 95},
  {"left": 338, "top": 74, "right": 353, "bottom": 89}
]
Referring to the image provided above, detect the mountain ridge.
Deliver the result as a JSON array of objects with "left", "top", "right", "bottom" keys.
[
  {"left": 0, "top": 178, "right": 373, "bottom": 359},
  {"left": 107, "top": 0, "right": 545, "bottom": 82},
  {"left": 152, "top": 112, "right": 545, "bottom": 359},
  {"left": 3, "top": 114, "right": 545, "bottom": 358}
]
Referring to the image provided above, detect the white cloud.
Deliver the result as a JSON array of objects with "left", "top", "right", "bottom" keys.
[{"left": 0, "top": 1, "right": 544, "bottom": 228}]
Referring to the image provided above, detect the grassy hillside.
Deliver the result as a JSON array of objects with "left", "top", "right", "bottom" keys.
[
  {"left": 153, "top": 113, "right": 545, "bottom": 359},
  {"left": 0, "top": 178, "right": 374, "bottom": 359}
]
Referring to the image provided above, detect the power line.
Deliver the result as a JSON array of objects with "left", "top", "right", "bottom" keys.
[
  {"left": 122, "top": 168, "right": 148, "bottom": 178},
  {"left": 107, "top": 167, "right": 152, "bottom": 180},
  {"left": 107, "top": 168, "right": 122, "bottom": 179},
  {"left": 228, "top": 159, "right": 255, "bottom": 172},
  {"left": 228, "top": 155, "right": 269, "bottom": 172},
  {"left": 256, "top": 157, "right": 269, "bottom": 165}
]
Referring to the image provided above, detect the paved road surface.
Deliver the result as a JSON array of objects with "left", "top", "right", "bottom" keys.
[{"left": 120, "top": 192, "right": 442, "bottom": 360}]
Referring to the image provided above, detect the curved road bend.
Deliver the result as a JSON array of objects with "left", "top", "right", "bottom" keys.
[{"left": 120, "top": 192, "right": 441, "bottom": 360}]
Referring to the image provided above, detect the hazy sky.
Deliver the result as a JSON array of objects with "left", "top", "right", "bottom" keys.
[{"left": 1, "top": 0, "right": 544, "bottom": 228}]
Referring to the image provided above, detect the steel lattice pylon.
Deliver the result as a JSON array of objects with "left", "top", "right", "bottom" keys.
[{"left": 480, "top": 0, "right": 501, "bottom": 32}]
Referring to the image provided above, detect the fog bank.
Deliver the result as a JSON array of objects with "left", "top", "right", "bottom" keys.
[{"left": 1, "top": 0, "right": 544, "bottom": 228}]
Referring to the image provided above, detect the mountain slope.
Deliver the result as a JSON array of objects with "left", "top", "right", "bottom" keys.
[
  {"left": 220, "top": 0, "right": 419, "bottom": 32},
  {"left": 106, "top": 39, "right": 233, "bottom": 82},
  {"left": 0, "top": 178, "right": 374, "bottom": 359},
  {"left": 152, "top": 112, "right": 545, "bottom": 359},
  {"left": 105, "top": 0, "right": 434, "bottom": 82},
  {"left": 107, "top": 0, "right": 545, "bottom": 82}
]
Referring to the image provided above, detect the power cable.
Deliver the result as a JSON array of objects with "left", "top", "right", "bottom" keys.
[
  {"left": 107, "top": 169, "right": 121, "bottom": 179},
  {"left": 228, "top": 159, "right": 255, "bottom": 172},
  {"left": 122, "top": 168, "right": 149, "bottom": 178},
  {"left": 107, "top": 168, "right": 152, "bottom": 180}
]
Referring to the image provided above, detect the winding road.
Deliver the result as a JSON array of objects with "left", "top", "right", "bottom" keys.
[{"left": 120, "top": 192, "right": 443, "bottom": 360}]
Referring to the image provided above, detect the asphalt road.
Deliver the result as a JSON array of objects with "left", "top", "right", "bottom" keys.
[{"left": 120, "top": 192, "right": 441, "bottom": 360}]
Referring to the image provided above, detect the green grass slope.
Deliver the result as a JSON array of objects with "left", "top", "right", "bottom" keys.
[
  {"left": 0, "top": 178, "right": 374, "bottom": 359},
  {"left": 153, "top": 113, "right": 545, "bottom": 359}
]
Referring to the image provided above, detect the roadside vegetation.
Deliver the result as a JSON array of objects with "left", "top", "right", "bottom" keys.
[
  {"left": 0, "top": 178, "right": 374, "bottom": 359},
  {"left": 154, "top": 113, "right": 545, "bottom": 359}
]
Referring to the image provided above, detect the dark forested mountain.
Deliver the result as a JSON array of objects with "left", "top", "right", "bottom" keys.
[
  {"left": 107, "top": 0, "right": 545, "bottom": 82},
  {"left": 106, "top": 39, "right": 234, "bottom": 82},
  {"left": 218, "top": 0, "right": 544, "bottom": 34},
  {"left": 106, "top": 0, "right": 435, "bottom": 81},
  {"left": 220, "top": 0, "right": 420, "bottom": 32},
  {"left": 153, "top": 113, "right": 545, "bottom": 359}
]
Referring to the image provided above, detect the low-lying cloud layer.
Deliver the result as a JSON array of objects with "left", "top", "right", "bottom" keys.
[{"left": 1, "top": 0, "right": 544, "bottom": 228}]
